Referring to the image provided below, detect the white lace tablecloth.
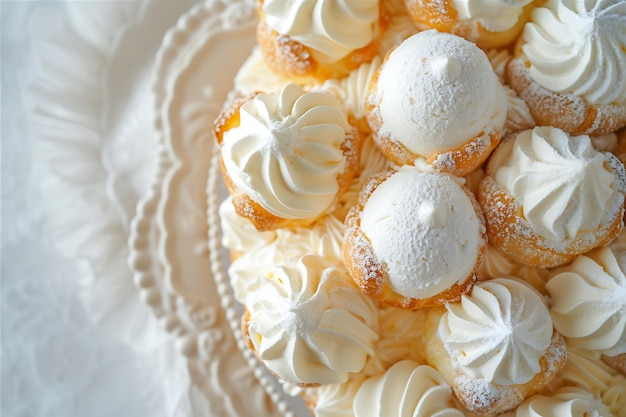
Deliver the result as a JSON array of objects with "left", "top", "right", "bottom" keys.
[{"left": 3, "top": 1, "right": 198, "bottom": 416}]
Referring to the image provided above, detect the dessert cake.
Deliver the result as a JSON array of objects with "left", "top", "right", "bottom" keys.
[{"left": 212, "top": 0, "right": 626, "bottom": 415}]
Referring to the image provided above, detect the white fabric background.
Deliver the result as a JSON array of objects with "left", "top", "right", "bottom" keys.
[{"left": 2, "top": 2, "right": 178, "bottom": 416}]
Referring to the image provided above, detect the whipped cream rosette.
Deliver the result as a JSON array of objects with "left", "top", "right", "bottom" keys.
[
  {"left": 515, "top": 387, "right": 612, "bottom": 417},
  {"left": 440, "top": 279, "right": 553, "bottom": 386},
  {"left": 404, "top": 0, "right": 538, "bottom": 48},
  {"left": 262, "top": 0, "right": 379, "bottom": 63},
  {"left": 522, "top": 0, "right": 626, "bottom": 106},
  {"left": 353, "top": 360, "right": 465, "bottom": 417},
  {"left": 423, "top": 278, "right": 566, "bottom": 415},
  {"left": 215, "top": 82, "right": 362, "bottom": 231},
  {"left": 256, "top": 0, "right": 384, "bottom": 81},
  {"left": 242, "top": 254, "right": 379, "bottom": 386},
  {"left": 547, "top": 247, "right": 626, "bottom": 357},
  {"left": 479, "top": 126, "right": 626, "bottom": 267},
  {"left": 507, "top": 0, "right": 626, "bottom": 135}
]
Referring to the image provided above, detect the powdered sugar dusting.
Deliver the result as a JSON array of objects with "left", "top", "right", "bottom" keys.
[
  {"left": 453, "top": 375, "right": 524, "bottom": 414},
  {"left": 359, "top": 168, "right": 483, "bottom": 299},
  {"left": 374, "top": 30, "right": 505, "bottom": 156},
  {"left": 508, "top": 57, "right": 626, "bottom": 136}
]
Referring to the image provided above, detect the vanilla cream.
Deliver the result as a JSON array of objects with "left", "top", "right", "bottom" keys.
[
  {"left": 354, "top": 360, "right": 464, "bottom": 417},
  {"left": 221, "top": 83, "right": 350, "bottom": 220},
  {"left": 262, "top": 0, "right": 379, "bottom": 63},
  {"left": 452, "top": 0, "right": 533, "bottom": 32},
  {"left": 439, "top": 278, "right": 553, "bottom": 386},
  {"left": 547, "top": 247, "right": 626, "bottom": 356},
  {"left": 493, "top": 126, "right": 618, "bottom": 242},
  {"left": 245, "top": 254, "right": 379, "bottom": 385},
  {"left": 522, "top": 0, "right": 626, "bottom": 105}
]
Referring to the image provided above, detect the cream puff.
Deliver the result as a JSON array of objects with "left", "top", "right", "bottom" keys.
[
  {"left": 546, "top": 247, "right": 626, "bottom": 358},
  {"left": 256, "top": 0, "right": 385, "bottom": 83},
  {"left": 353, "top": 360, "right": 465, "bottom": 416},
  {"left": 404, "top": 0, "right": 539, "bottom": 49},
  {"left": 423, "top": 278, "right": 567, "bottom": 415},
  {"left": 507, "top": 0, "right": 626, "bottom": 136},
  {"left": 479, "top": 126, "right": 626, "bottom": 268},
  {"left": 365, "top": 30, "right": 507, "bottom": 176},
  {"left": 241, "top": 254, "right": 380, "bottom": 386},
  {"left": 343, "top": 166, "right": 486, "bottom": 309},
  {"left": 214, "top": 83, "right": 362, "bottom": 231}
]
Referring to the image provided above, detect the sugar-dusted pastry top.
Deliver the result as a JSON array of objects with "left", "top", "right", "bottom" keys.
[
  {"left": 522, "top": 0, "right": 626, "bottom": 105},
  {"left": 221, "top": 83, "right": 352, "bottom": 220},
  {"left": 244, "top": 254, "right": 379, "bottom": 385},
  {"left": 547, "top": 247, "right": 626, "bottom": 356},
  {"left": 353, "top": 360, "right": 464, "bottom": 417},
  {"left": 262, "top": 0, "right": 380, "bottom": 63},
  {"left": 514, "top": 386, "right": 612, "bottom": 417},
  {"left": 439, "top": 278, "right": 553, "bottom": 386},
  {"left": 492, "top": 126, "right": 622, "bottom": 241},
  {"left": 451, "top": 0, "right": 534, "bottom": 32},
  {"left": 359, "top": 167, "right": 484, "bottom": 299},
  {"left": 369, "top": 29, "right": 506, "bottom": 157}
]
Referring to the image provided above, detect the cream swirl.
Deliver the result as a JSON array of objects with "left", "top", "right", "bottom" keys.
[
  {"left": 263, "top": 0, "right": 379, "bottom": 62},
  {"left": 546, "top": 247, "right": 626, "bottom": 356},
  {"left": 452, "top": 0, "right": 534, "bottom": 32},
  {"left": 353, "top": 360, "right": 465, "bottom": 417},
  {"left": 439, "top": 278, "right": 553, "bottom": 386},
  {"left": 493, "top": 126, "right": 618, "bottom": 241},
  {"left": 522, "top": 0, "right": 626, "bottom": 105},
  {"left": 553, "top": 346, "right": 615, "bottom": 393},
  {"left": 603, "top": 374, "right": 626, "bottom": 417},
  {"left": 373, "top": 30, "right": 506, "bottom": 156},
  {"left": 222, "top": 83, "right": 350, "bottom": 220},
  {"left": 516, "top": 387, "right": 612, "bottom": 417},
  {"left": 308, "top": 377, "right": 365, "bottom": 417},
  {"left": 244, "top": 254, "right": 379, "bottom": 385},
  {"left": 229, "top": 214, "right": 346, "bottom": 302}
]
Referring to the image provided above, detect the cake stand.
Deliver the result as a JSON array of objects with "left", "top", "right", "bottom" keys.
[
  {"left": 26, "top": 0, "right": 307, "bottom": 415},
  {"left": 127, "top": 1, "right": 309, "bottom": 416}
]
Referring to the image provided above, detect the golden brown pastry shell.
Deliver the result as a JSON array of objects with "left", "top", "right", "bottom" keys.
[{"left": 342, "top": 170, "right": 485, "bottom": 309}]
